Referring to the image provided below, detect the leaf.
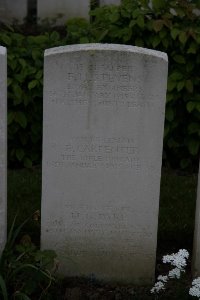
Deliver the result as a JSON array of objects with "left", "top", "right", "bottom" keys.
[
  {"left": 132, "top": 9, "right": 141, "bottom": 19},
  {"left": 16, "top": 149, "right": 25, "bottom": 161},
  {"left": 185, "top": 80, "right": 193, "bottom": 93},
  {"left": 153, "top": 20, "right": 164, "bottom": 32},
  {"left": 187, "top": 101, "right": 196, "bottom": 112},
  {"left": 97, "top": 30, "right": 109, "bottom": 42},
  {"left": 109, "top": 11, "right": 119, "bottom": 23},
  {"left": 8, "top": 112, "right": 14, "bottom": 125},
  {"left": 179, "top": 31, "right": 187, "bottom": 44},
  {"left": 166, "top": 93, "right": 174, "bottom": 102},
  {"left": 188, "top": 139, "right": 200, "bottom": 155},
  {"left": 0, "top": 275, "right": 8, "bottom": 300},
  {"left": 152, "top": 36, "right": 160, "bottom": 48},
  {"left": 14, "top": 292, "right": 31, "bottom": 300},
  {"left": 152, "top": 0, "right": 166, "bottom": 10},
  {"left": 180, "top": 158, "right": 190, "bottom": 169},
  {"left": 50, "top": 31, "right": 60, "bottom": 41},
  {"left": 171, "top": 28, "right": 180, "bottom": 40},
  {"left": 175, "top": 7, "right": 185, "bottom": 17},
  {"left": 13, "top": 83, "right": 22, "bottom": 100},
  {"left": 28, "top": 80, "right": 38, "bottom": 90},
  {"left": 0, "top": 33, "right": 12, "bottom": 45},
  {"left": 23, "top": 158, "right": 32, "bottom": 169},
  {"left": 129, "top": 20, "right": 136, "bottom": 28},
  {"left": 173, "top": 55, "right": 185, "bottom": 64},
  {"left": 169, "top": 71, "right": 183, "bottom": 81},
  {"left": 177, "top": 81, "right": 185, "bottom": 92},
  {"left": 167, "top": 137, "right": 179, "bottom": 148},
  {"left": 187, "top": 43, "right": 197, "bottom": 54},
  {"left": 19, "top": 58, "right": 26, "bottom": 69},
  {"left": 31, "top": 49, "right": 41, "bottom": 61},
  {"left": 188, "top": 123, "right": 200, "bottom": 134},
  {"left": 35, "top": 70, "right": 43, "bottom": 80},
  {"left": 135, "top": 38, "right": 144, "bottom": 47},
  {"left": 162, "top": 38, "right": 169, "bottom": 48},
  {"left": 6, "top": 214, "right": 30, "bottom": 250},
  {"left": 186, "top": 61, "right": 194, "bottom": 72},
  {"left": 196, "top": 103, "right": 200, "bottom": 112},
  {"left": 167, "top": 80, "right": 176, "bottom": 92},
  {"left": 165, "top": 107, "right": 175, "bottom": 122},
  {"left": 7, "top": 77, "right": 12, "bottom": 87},
  {"left": 159, "top": 29, "right": 167, "bottom": 39},
  {"left": 15, "top": 112, "right": 27, "bottom": 128},
  {"left": 137, "top": 15, "right": 144, "bottom": 28},
  {"left": 80, "top": 37, "right": 90, "bottom": 43},
  {"left": 164, "top": 123, "right": 170, "bottom": 137}
]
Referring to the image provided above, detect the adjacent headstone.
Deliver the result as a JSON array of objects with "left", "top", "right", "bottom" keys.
[
  {"left": 100, "top": 0, "right": 121, "bottom": 5},
  {"left": 0, "top": 46, "right": 7, "bottom": 254},
  {"left": 0, "top": 0, "right": 27, "bottom": 24},
  {"left": 41, "top": 44, "right": 168, "bottom": 284},
  {"left": 37, "top": 0, "right": 90, "bottom": 25},
  {"left": 192, "top": 161, "right": 200, "bottom": 276}
]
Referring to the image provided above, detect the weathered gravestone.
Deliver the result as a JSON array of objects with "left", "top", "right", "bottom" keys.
[
  {"left": 100, "top": 0, "right": 121, "bottom": 5},
  {"left": 0, "top": 46, "right": 7, "bottom": 254},
  {"left": 41, "top": 44, "right": 168, "bottom": 284},
  {"left": 192, "top": 161, "right": 200, "bottom": 276},
  {"left": 37, "top": 0, "right": 90, "bottom": 25},
  {"left": 0, "top": 0, "right": 28, "bottom": 24}
]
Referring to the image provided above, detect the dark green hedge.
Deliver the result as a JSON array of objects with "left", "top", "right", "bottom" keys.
[
  {"left": 0, "top": 29, "right": 65, "bottom": 168},
  {"left": 0, "top": 0, "right": 200, "bottom": 170}
]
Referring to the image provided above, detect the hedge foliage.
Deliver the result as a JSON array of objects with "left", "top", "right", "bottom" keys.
[
  {"left": 0, "top": 29, "right": 65, "bottom": 168},
  {"left": 0, "top": 0, "right": 200, "bottom": 170}
]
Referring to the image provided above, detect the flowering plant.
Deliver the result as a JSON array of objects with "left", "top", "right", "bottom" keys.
[
  {"left": 151, "top": 249, "right": 200, "bottom": 299},
  {"left": 151, "top": 249, "right": 189, "bottom": 295}
]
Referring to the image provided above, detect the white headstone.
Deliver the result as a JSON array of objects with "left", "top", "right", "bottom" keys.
[
  {"left": 41, "top": 44, "right": 168, "bottom": 284},
  {"left": 37, "top": 0, "right": 90, "bottom": 25},
  {"left": 192, "top": 161, "right": 200, "bottom": 276},
  {"left": 0, "top": 0, "right": 27, "bottom": 24},
  {"left": 100, "top": 0, "right": 121, "bottom": 5},
  {"left": 0, "top": 46, "right": 7, "bottom": 254}
]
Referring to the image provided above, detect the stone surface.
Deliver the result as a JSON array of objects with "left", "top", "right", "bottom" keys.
[
  {"left": 192, "top": 161, "right": 200, "bottom": 276},
  {"left": 41, "top": 44, "right": 168, "bottom": 284},
  {"left": 0, "top": 0, "right": 27, "bottom": 24},
  {"left": 37, "top": 0, "right": 90, "bottom": 25},
  {"left": 100, "top": 0, "right": 121, "bottom": 5},
  {"left": 0, "top": 46, "right": 7, "bottom": 254}
]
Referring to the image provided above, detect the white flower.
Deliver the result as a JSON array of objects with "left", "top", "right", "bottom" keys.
[
  {"left": 189, "top": 286, "right": 200, "bottom": 298},
  {"left": 189, "top": 277, "right": 200, "bottom": 298},
  {"left": 163, "top": 254, "right": 175, "bottom": 264},
  {"left": 151, "top": 249, "right": 189, "bottom": 295},
  {"left": 151, "top": 281, "right": 165, "bottom": 294},
  {"left": 157, "top": 275, "right": 168, "bottom": 283},
  {"left": 163, "top": 249, "right": 189, "bottom": 269},
  {"left": 191, "top": 278, "right": 200, "bottom": 287},
  {"left": 178, "top": 249, "right": 189, "bottom": 259},
  {"left": 168, "top": 267, "right": 182, "bottom": 279}
]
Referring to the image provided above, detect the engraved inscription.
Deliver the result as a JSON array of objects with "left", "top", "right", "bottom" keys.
[
  {"left": 45, "top": 206, "right": 154, "bottom": 259},
  {"left": 50, "top": 136, "right": 141, "bottom": 170},
  {"left": 49, "top": 61, "right": 160, "bottom": 109}
]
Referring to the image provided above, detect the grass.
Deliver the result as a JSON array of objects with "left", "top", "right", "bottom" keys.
[
  {"left": 7, "top": 167, "right": 198, "bottom": 299},
  {"left": 7, "top": 166, "right": 42, "bottom": 245},
  {"left": 158, "top": 168, "right": 197, "bottom": 256}
]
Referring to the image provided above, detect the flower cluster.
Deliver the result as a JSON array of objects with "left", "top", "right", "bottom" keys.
[
  {"left": 189, "top": 278, "right": 200, "bottom": 299},
  {"left": 151, "top": 249, "right": 189, "bottom": 294}
]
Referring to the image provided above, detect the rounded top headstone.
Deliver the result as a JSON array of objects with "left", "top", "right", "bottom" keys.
[
  {"left": 44, "top": 43, "right": 168, "bottom": 62},
  {"left": 0, "top": 46, "right": 6, "bottom": 55}
]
